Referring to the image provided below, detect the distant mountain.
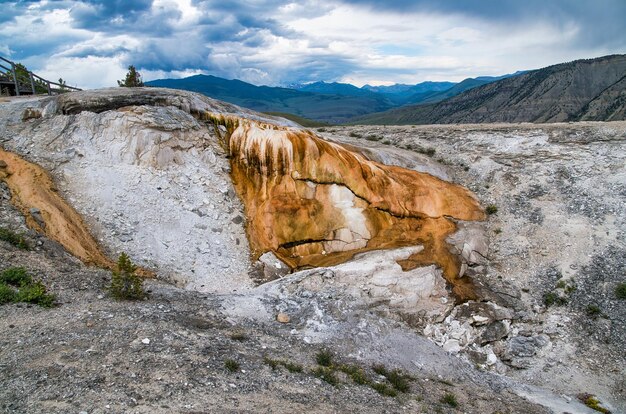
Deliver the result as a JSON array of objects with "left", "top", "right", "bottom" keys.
[
  {"left": 353, "top": 55, "right": 626, "bottom": 125},
  {"left": 296, "top": 81, "right": 377, "bottom": 97},
  {"left": 363, "top": 81, "right": 456, "bottom": 106},
  {"left": 146, "top": 75, "right": 393, "bottom": 124}
]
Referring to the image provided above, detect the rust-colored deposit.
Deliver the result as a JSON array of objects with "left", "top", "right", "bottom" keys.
[
  {"left": 226, "top": 121, "right": 485, "bottom": 300},
  {"left": 0, "top": 148, "right": 113, "bottom": 268}
]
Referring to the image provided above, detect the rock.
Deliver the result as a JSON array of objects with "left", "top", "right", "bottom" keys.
[
  {"left": 505, "top": 335, "right": 549, "bottom": 359},
  {"left": 276, "top": 313, "right": 290, "bottom": 323},
  {"left": 442, "top": 339, "right": 462, "bottom": 353},
  {"left": 141, "top": 338, "right": 151, "bottom": 345},
  {"left": 255, "top": 252, "right": 290, "bottom": 283},
  {"left": 479, "top": 321, "right": 510, "bottom": 344},
  {"left": 231, "top": 215, "right": 244, "bottom": 224}
]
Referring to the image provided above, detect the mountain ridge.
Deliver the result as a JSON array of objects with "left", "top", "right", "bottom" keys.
[{"left": 354, "top": 54, "right": 626, "bottom": 124}]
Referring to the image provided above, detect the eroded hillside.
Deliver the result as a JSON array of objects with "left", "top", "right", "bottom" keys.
[{"left": 0, "top": 89, "right": 623, "bottom": 414}]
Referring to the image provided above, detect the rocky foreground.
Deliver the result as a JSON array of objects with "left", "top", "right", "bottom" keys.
[{"left": 0, "top": 89, "right": 625, "bottom": 413}]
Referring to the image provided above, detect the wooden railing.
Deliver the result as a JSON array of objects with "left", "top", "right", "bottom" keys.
[{"left": 0, "top": 56, "right": 82, "bottom": 96}]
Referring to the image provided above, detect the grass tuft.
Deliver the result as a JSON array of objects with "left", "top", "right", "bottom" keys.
[
  {"left": 485, "top": 205, "right": 498, "bottom": 215},
  {"left": 441, "top": 393, "right": 458, "bottom": 408},
  {"left": 224, "top": 359, "right": 240, "bottom": 372},
  {"left": 371, "top": 382, "right": 397, "bottom": 397},
  {"left": 312, "top": 366, "right": 339, "bottom": 386},
  {"left": 0, "top": 227, "right": 29, "bottom": 250},
  {"left": 615, "top": 282, "right": 626, "bottom": 299},
  {"left": 316, "top": 349, "right": 333, "bottom": 367}
]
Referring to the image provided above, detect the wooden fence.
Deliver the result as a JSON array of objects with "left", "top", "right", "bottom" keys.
[{"left": 0, "top": 55, "right": 81, "bottom": 96}]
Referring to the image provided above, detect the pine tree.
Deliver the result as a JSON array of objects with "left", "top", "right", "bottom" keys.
[
  {"left": 117, "top": 65, "right": 144, "bottom": 87},
  {"left": 109, "top": 252, "right": 144, "bottom": 300}
]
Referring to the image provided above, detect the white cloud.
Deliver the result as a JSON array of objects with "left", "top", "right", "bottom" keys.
[{"left": 0, "top": 0, "right": 624, "bottom": 89}]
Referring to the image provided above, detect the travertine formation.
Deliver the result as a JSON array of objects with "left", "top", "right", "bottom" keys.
[{"left": 226, "top": 121, "right": 485, "bottom": 298}]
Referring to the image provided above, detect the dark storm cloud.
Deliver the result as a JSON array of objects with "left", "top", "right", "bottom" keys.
[{"left": 341, "top": 0, "right": 626, "bottom": 48}]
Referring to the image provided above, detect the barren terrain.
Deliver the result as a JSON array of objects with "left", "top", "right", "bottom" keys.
[{"left": 1, "top": 91, "right": 624, "bottom": 413}]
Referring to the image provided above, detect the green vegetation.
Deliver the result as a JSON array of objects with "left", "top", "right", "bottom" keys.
[
  {"left": 349, "top": 131, "right": 362, "bottom": 138},
  {"left": 283, "top": 361, "right": 304, "bottom": 373},
  {"left": 372, "top": 363, "right": 388, "bottom": 376},
  {"left": 117, "top": 65, "right": 144, "bottom": 87},
  {"left": 0, "top": 227, "right": 29, "bottom": 250},
  {"left": 543, "top": 292, "right": 568, "bottom": 307},
  {"left": 493, "top": 228, "right": 503, "bottom": 235},
  {"left": 386, "top": 369, "right": 410, "bottom": 392},
  {"left": 365, "top": 134, "right": 383, "bottom": 141},
  {"left": 440, "top": 393, "right": 459, "bottom": 408},
  {"left": 578, "top": 393, "right": 611, "bottom": 413},
  {"left": 0, "top": 267, "right": 32, "bottom": 286},
  {"left": 263, "top": 357, "right": 303, "bottom": 373},
  {"left": 263, "top": 112, "right": 330, "bottom": 128},
  {"left": 311, "top": 366, "right": 339, "bottom": 386},
  {"left": 263, "top": 357, "right": 279, "bottom": 370},
  {"left": 0, "top": 267, "right": 55, "bottom": 307},
  {"left": 485, "top": 205, "right": 498, "bottom": 215},
  {"left": 615, "top": 282, "right": 626, "bottom": 299},
  {"left": 338, "top": 364, "right": 369, "bottom": 385},
  {"left": 315, "top": 349, "right": 333, "bottom": 367},
  {"left": 586, "top": 304, "right": 601, "bottom": 317},
  {"left": 0, "top": 283, "right": 15, "bottom": 304},
  {"left": 109, "top": 253, "right": 144, "bottom": 300},
  {"left": 371, "top": 382, "right": 397, "bottom": 397},
  {"left": 224, "top": 359, "right": 240, "bottom": 372}
]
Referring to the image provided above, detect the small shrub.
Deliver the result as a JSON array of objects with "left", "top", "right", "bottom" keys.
[
  {"left": 349, "top": 132, "right": 362, "bottom": 138},
  {"left": 371, "top": 382, "right": 397, "bottom": 397},
  {"left": 338, "top": 364, "right": 369, "bottom": 385},
  {"left": 0, "top": 268, "right": 55, "bottom": 307},
  {"left": 224, "top": 359, "right": 240, "bottom": 372},
  {"left": 365, "top": 134, "right": 382, "bottom": 141},
  {"left": 543, "top": 292, "right": 567, "bottom": 307},
  {"left": 586, "top": 304, "right": 601, "bottom": 317},
  {"left": 0, "top": 283, "right": 15, "bottom": 304},
  {"left": 382, "top": 139, "right": 391, "bottom": 145},
  {"left": 15, "top": 281, "right": 55, "bottom": 307},
  {"left": 441, "top": 393, "right": 458, "bottom": 408},
  {"left": 1, "top": 267, "right": 32, "bottom": 286},
  {"left": 485, "top": 205, "right": 498, "bottom": 215},
  {"left": 372, "top": 363, "right": 388, "bottom": 377},
  {"left": 0, "top": 227, "right": 29, "bottom": 249},
  {"left": 387, "top": 370, "right": 410, "bottom": 392},
  {"left": 263, "top": 357, "right": 279, "bottom": 370},
  {"left": 615, "top": 282, "right": 626, "bottom": 299},
  {"left": 317, "top": 128, "right": 326, "bottom": 132},
  {"left": 312, "top": 367, "right": 338, "bottom": 386},
  {"left": 578, "top": 393, "right": 611, "bottom": 414},
  {"left": 283, "top": 361, "right": 303, "bottom": 373},
  {"left": 109, "top": 253, "right": 144, "bottom": 300},
  {"left": 316, "top": 349, "right": 333, "bottom": 367},
  {"left": 493, "top": 228, "right": 502, "bottom": 235}
]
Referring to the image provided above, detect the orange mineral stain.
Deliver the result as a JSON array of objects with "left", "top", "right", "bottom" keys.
[
  {"left": 0, "top": 147, "right": 113, "bottom": 268},
  {"left": 221, "top": 119, "right": 485, "bottom": 300}
]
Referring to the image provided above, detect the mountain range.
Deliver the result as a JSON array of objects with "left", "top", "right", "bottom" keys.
[
  {"left": 354, "top": 55, "right": 626, "bottom": 124},
  {"left": 146, "top": 55, "right": 625, "bottom": 125},
  {"left": 145, "top": 73, "right": 517, "bottom": 123}
]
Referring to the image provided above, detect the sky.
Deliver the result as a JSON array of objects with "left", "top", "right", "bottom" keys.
[{"left": 1, "top": 0, "right": 625, "bottom": 89}]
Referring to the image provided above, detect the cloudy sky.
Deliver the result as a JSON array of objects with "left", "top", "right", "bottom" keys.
[{"left": 1, "top": 0, "right": 625, "bottom": 89}]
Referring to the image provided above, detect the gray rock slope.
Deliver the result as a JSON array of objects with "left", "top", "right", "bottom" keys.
[{"left": 356, "top": 54, "right": 626, "bottom": 124}]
